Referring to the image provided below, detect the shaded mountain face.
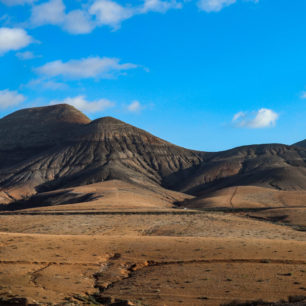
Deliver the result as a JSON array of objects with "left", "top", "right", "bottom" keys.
[
  {"left": 164, "top": 144, "right": 306, "bottom": 194},
  {"left": 0, "top": 104, "right": 90, "bottom": 169},
  {"left": 0, "top": 105, "right": 205, "bottom": 197},
  {"left": 0, "top": 104, "right": 305, "bottom": 203},
  {"left": 294, "top": 139, "right": 306, "bottom": 148},
  {"left": 0, "top": 104, "right": 90, "bottom": 149}
]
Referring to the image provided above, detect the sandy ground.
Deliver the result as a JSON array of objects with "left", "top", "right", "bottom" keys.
[
  {"left": 0, "top": 234, "right": 305, "bottom": 305},
  {"left": 0, "top": 211, "right": 305, "bottom": 305}
]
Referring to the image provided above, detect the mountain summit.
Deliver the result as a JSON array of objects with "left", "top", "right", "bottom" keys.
[{"left": 0, "top": 104, "right": 90, "bottom": 149}]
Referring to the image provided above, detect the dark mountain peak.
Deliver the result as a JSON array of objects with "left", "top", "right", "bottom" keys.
[
  {"left": 79, "top": 116, "right": 170, "bottom": 146},
  {"left": 1, "top": 104, "right": 90, "bottom": 125},
  {"left": 90, "top": 116, "right": 129, "bottom": 129},
  {"left": 294, "top": 139, "right": 306, "bottom": 148},
  {"left": 0, "top": 104, "right": 90, "bottom": 150}
]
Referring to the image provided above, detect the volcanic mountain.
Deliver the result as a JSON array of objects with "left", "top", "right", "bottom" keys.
[
  {"left": 294, "top": 139, "right": 306, "bottom": 148},
  {"left": 0, "top": 104, "right": 306, "bottom": 210}
]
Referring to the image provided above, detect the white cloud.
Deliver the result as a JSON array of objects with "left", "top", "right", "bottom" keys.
[
  {"left": 0, "top": 0, "right": 35, "bottom": 5},
  {"left": 50, "top": 95, "right": 115, "bottom": 113},
  {"left": 142, "top": 0, "right": 182, "bottom": 13},
  {"left": 232, "top": 111, "right": 245, "bottom": 121},
  {"left": 0, "top": 89, "right": 26, "bottom": 109},
  {"left": 16, "top": 51, "right": 36, "bottom": 60},
  {"left": 25, "top": 0, "right": 256, "bottom": 34},
  {"left": 29, "top": 0, "right": 182, "bottom": 33},
  {"left": 127, "top": 100, "right": 142, "bottom": 112},
  {"left": 26, "top": 78, "right": 68, "bottom": 90},
  {"left": 36, "top": 56, "right": 138, "bottom": 79},
  {"left": 233, "top": 108, "right": 279, "bottom": 128},
  {"left": 89, "top": 0, "right": 134, "bottom": 28},
  {"left": 63, "top": 10, "right": 94, "bottom": 34},
  {"left": 301, "top": 91, "right": 306, "bottom": 99},
  {"left": 0, "top": 28, "right": 33, "bottom": 55},
  {"left": 30, "top": 0, "right": 93, "bottom": 34},
  {"left": 89, "top": 0, "right": 182, "bottom": 28},
  {"left": 197, "top": 0, "right": 236, "bottom": 12},
  {"left": 31, "top": 0, "right": 65, "bottom": 26}
]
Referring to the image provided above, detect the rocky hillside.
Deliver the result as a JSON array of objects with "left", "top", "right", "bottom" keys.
[
  {"left": 165, "top": 143, "right": 306, "bottom": 194},
  {"left": 0, "top": 104, "right": 205, "bottom": 198},
  {"left": 0, "top": 104, "right": 305, "bottom": 203},
  {"left": 0, "top": 104, "right": 90, "bottom": 169}
]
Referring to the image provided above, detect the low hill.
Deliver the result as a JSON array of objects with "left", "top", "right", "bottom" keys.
[
  {"left": 165, "top": 144, "right": 306, "bottom": 194},
  {"left": 180, "top": 185, "right": 306, "bottom": 209}
]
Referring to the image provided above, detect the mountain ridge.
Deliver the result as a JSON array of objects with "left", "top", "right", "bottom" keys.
[
  {"left": 0, "top": 104, "right": 305, "bottom": 209},
  {"left": 294, "top": 139, "right": 306, "bottom": 148}
]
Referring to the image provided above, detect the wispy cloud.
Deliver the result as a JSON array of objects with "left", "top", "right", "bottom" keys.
[
  {"left": 197, "top": 0, "right": 236, "bottom": 12},
  {"left": 3, "top": 0, "right": 258, "bottom": 35},
  {"left": 28, "top": 0, "right": 181, "bottom": 34},
  {"left": 89, "top": 0, "right": 135, "bottom": 29},
  {"left": 0, "top": 0, "right": 36, "bottom": 5},
  {"left": 26, "top": 78, "right": 68, "bottom": 90},
  {"left": 90, "top": 0, "right": 182, "bottom": 29},
  {"left": 31, "top": 0, "right": 65, "bottom": 26},
  {"left": 141, "top": 0, "right": 182, "bottom": 13},
  {"left": 63, "top": 10, "right": 94, "bottom": 34},
  {"left": 127, "top": 100, "right": 142, "bottom": 113},
  {"left": 30, "top": 0, "right": 94, "bottom": 34},
  {"left": 0, "top": 27, "right": 33, "bottom": 55},
  {"left": 301, "top": 91, "right": 306, "bottom": 99},
  {"left": 0, "top": 89, "right": 26, "bottom": 109},
  {"left": 198, "top": 0, "right": 260, "bottom": 12},
  {"left": 16, "top": 50, "right": 37, "bottom": 60},
  {"left": 232, "top": 108, "right": 279, "bottom": 128},
  {"left": 36, "top": 56, "right": 138, "bottom": 79},
  {"left": 50, "top": 95, "right": 115, "bottom": 113}
]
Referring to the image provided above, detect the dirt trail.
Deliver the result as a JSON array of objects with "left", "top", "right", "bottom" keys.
[{"left": 229, "top": 187, "right": 238, "bottom": 208}]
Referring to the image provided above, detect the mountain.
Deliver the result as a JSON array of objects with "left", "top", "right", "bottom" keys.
[
  {"left": 0, "top": 104, "right": 305, "bottom": 209},
  {"left": 0, "top": 104, "right": 205, "bottom": 200},
  {"left": 294, "top": 139, "right": 306, "bottom": 148},
  {"left": 0, "top": 104, "right": 90, "bottom": 169},
  {"left": 166, "top": 143, "right": 306, "bottom": 194}
]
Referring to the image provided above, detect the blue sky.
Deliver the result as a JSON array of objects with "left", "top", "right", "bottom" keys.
[{"left": 0, "top": 0, "right": 305, "bottom": 151}]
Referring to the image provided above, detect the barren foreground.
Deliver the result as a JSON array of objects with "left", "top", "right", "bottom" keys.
[
  {"left": 0, "top": 179, "right": 305, "bottom": 305},
  {"left": 0, "top": 210, "right": 305, "bottom": 305}
]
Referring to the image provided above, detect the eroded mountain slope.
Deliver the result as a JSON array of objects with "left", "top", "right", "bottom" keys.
[
  {"left": 0, "top": 105, "right": 205, "bottom": 200},
  {"left": 0, "top": 104, "right": 306, "bottom": 208}
]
